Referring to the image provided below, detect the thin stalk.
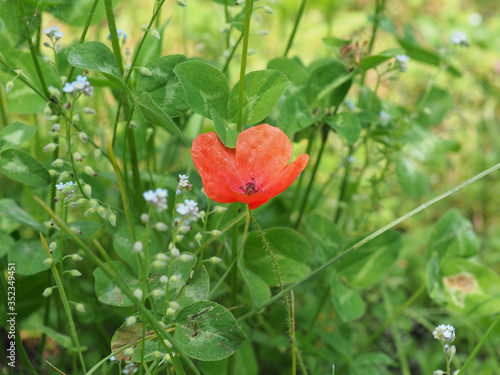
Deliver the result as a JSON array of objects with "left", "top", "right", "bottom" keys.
[
  {"left": 291, "top": 290, "right": 297, "bottom": 375},
  {"left": 104, "top": 0, "right": 124, "bottom": 75},
  {"left": 16, "top": 0, "right": 50, "bottom": 97},
  {"left": 249, "top": 208, "right": 308, "bottom": 375},
  {"left": 126, "top": 107, "right": 144, "bottom": 214},
  {"left": 0, "top": 87, "right": 8, "bottom": 127},
  {"left": 67, "top": 0, "right": 100, "bottom": 81},
  {"left": 0, "top": 258, "right": 37, "bottom": 375},
  {"left": 360, "top": 0, "right": 386, "bottom": 86},
  {"left": 284, "top": 0, "right": 308, "bottom": 57},
  {"left": 290, "top": 127, "right": 317, "bottom": 212},
  {"left": 39, "top": 235, "right": 87, "bottom": 373},
  {"left": 333, "top": 145, "right": 354, "bottom": 224},
  {"left": 240, "top": 162, "right": 500, "bottom": 321},
  {"left": 236, "top": 0, "right": 253, "bottom": 132},
  {"left": 381, "top": 284, "right": 411, "bottom": 375},
  {"left": 458, "top": 312, "right": 500, "bottom": 374},
  {"left": 295, "top": 126, "right": 328, "bottom": 228},
  {"left": 34, "top": 196, "right": 197, "bottom": 375},
  {"left": 222, "top": 33, "right": 243, "bottom": 74},
  {"left": 305, "top": 285, "right": 331, "bottom": 335},
  {"left": 106, "top": 144, "right": 136, "bottom": 242},
  {"left": 0, "top": 58, "right": 48, "bottom": 101}
]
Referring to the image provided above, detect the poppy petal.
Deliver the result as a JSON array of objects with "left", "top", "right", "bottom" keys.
[
  {"left": 191, "top": 132, "right": 243, "bottom": 204},
  {"left": 261, "top": 153, "right": 309, "bottom": 200},
  {"left": 235, "top": 124, "right": 293, "bottom": 185}
]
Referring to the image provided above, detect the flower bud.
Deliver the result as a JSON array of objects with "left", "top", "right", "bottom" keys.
[
  {"left": 125, "top": 316, "right": 137, "bottom": 326},
  {"left": 50, "top": 115, "right": 59, "bottom": 123},
  {"left": 68, "top": 269, "right": 82, "bottom": 277},
  {"left": 210, "top": 230, "right": 222, "bottom": 237},
  {"left": 140, "top": 67, "right": 152, "bottom": 76},
  {"left": 84, "top": 166, "right": 97, "bottom": 177},
  {"left": 49, "top": 169, "right": 57, "bottom": 177},
  {"left": 140, "top": 213, "right": 149, "bottom": 223},
  {"left": 72, "top": 114, "right": 80, "bottom": 124},
  {"left": 154, "top": 222, "right": 168, "bottom": 231},
  {"left": 221, "top": 23, "right": 231, "bottom": 33},
  {"left": 75, "top": 303, "right": 86, "bottom": 313},
  {"left": 213, "top": 206, "right": 227, "bottom": 214},
  {"left": 153, "top": 351, "right": 163, "bottom": 358},
  {"left": 209, "top": 256, "right": 222, "bottom": 264},
  {"left": 84, "top": 208, "right": 96, "bottom": 216},
  {"left": 5, "top": 81, "right": 14, "bottom": 93},
  {"left": 169, "top": 301, "right": 180, "bottom": 310},
  {"left": 50, "top": 242, "right": 57, "bottom": 252},
  {"left": 48, "top": 86, "right": 60, "bottom": 98},
  {"left": 124, "top": 348, "right": 134, "bottom": 357},
  {"left": 151, "top": 289, "right": 165, "bottom": 298},
  {"left": 133, "top": 289, "right": 143, "bottom": 300},
  {"left": 175, "top": 235, "right": 184, "bottom": 242},
  {"left": 43, "top": 41, "right": 51, "bottom": 48},
  {"left": 94, "top": 149, "right": 102, "bottom": 159},
  {"left": 44, "top": 104, "right": 52, "bottom": 119},
  {"left": 199, "top": 210, "right": 206, "bottom": 219},
  {"left": 73, "top": 152, "right": 83, "bottom": 162},
  {"left": 176, "top": 0, "right": 186, "bottom": 7},
  {"left": 195, "top": 232, "right": 202, "bottom": 242},
  {"left": 70, "top": 227, "right": 82, "bottom": 234},
  {"left": 89, "top": 199, "right": 99, "bottom": 209},
  {"left": 179, "top": 254, "right": 194, "bottom": 262},
  {"left": 163, "top": 354, "right": 171, "bottom": 361},
  {"left": 170, "top": 275, "right": 180, "bottom": 283},
  {"left": 134, "top": 241, "right": 143, "bottom": 253},
  {"left": 152, "top": 260, "right": 166, "bottom": 269},
  {"left": 160, "top": 275, "right": 169, "bottom": 284},
  {"left": 82, "top": 107, "right": 95, "bottom": 115},
  {"left": 76, "top": 198, "right": 87, "bottom": 206},
  {"left": 109, "top": 213, "right": 117, "bottom": 227},
  {"left": 156, "top": 253, "right": 169, "bottom": 262},
  {"left": 43, "top": 258, "right": 54, "bottom": 266},
  {"left": 71, "top": 254, "right": 83, "bottom": 262},
  {"left": 166, "top": 307, "right": 175, "bottom": 315},
  {"left": 78, "top": 132, "right": 88, "bottom": 142},
  {"left": 82, "top": 184, "right": 92, "bottom": 196},
  {"left": 170, "top": 247, "right": 180, "bottom": 258},
  {"left": 97, "top": 206, "right": 106, "bottom": 218},
  {"left": 51, "top": 159, "right": 64, "bottom": 168},
  {"left": 51, "top": 123, "right": 61, "bottom": 132},
  {"left": 433, "top": 371, "right": 445, "bottom": 375},
  {"left": 151, "top": 30, "right": 161, "bottom": 40},
  {"left": 263, "top": 5, "right": 273, "bottom": 14},
  {"left": 43, "top": 143, "right": 58, "bottom": 152},
  {"left": 42, "top": 287, "right": 54, "bottom": 297}
]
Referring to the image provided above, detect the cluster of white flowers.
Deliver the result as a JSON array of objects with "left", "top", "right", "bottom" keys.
[
  {"left": 43, "top": 26, "right": 63, "bottom": 41},
  {"left": 143, "top": 188, "right": 168, "bottom": 211},
  {"left": 451, "top": 31, "right": 468, "bottom": 47},
  {"left": 433, "top": 324, "right": 455, "bottom": 343},
  {"left": 176, "top": 199, "right": 200, "bottom": 221},
  {"left": 176, "top": 174, "right": 192, "bottom": 195},
  {"left": 395, "top": 54, "right": 410, "bottom": 72},
  {"left": 63, "top": 75, "right": 94, "bottom": 97},
  {"left": 56, "top": 181, "right": 75, "bottom": 197},
  {"left": 107, "top": 28, "right": 128, "bottom": 44}
]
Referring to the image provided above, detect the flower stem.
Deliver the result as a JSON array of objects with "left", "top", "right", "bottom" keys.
[
  {"left": 16, "top": 0, "right": 50, "bottom": 98},
  {"left": 249, "top": 208, "right": 308, "bottom": 375},
  {"left": 284, "top": 0, "right": 308, "bottom": 57},
  {"left": 236, "top": 0, "right": 253, "bottom": 132},
  {"left": 458, "top": 312, "right": 500, "bottom": 374},
  {"left": 240, "top": 161, "right": 500, "bottom": 322},
  {"left": 333, "top": 145, "right": 354, "bottom": 224},
  {"left": 104, "top": 0, "right": 124, "bottom": 75},
  {"left": 40, "top": 234, "right": 87, "bottom": 373}
]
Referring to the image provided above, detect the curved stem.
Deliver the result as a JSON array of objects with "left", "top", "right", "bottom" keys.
[
  {"left": 104, "top": 0, "right": 124, "bottom": 75},
  {"left": 291, "top": 127, "right": 317, "bottom": 212},
  {"left": 249, "top": 208, "right": 308, "bottom": 375},
  {"left": 236, "top": 0, "right": 253, "bottom": 132},
  {"left": 284, "top": 0, "right": 308, "bottom": 57},
  {"left": 240, "top": 161, "right": 500, "bottom": 321},
  {"left": 333, "top": 145, "right": 353, "bottom": 224}
]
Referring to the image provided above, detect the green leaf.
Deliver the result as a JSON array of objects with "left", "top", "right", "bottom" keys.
[
  {"left": 111, "top": 318, "right": 157, "bottom": 362},
  {"left": 307, "top": 59, "right": 354, "bottom": 105},
  {"left": 174, "top": 301, "right": 246, "bottom": 361},
  {"left": 441, "top": 258, "right": 500, "bottom": 315},
  {"left": 67, "top": 220, "right": 103, "bottom": 238},
  {"left": 415, "top": 87, "right": 454, "bottom": 127},
  {"left": 197, "top": 339, "right": 258, "bottom": 375},
  {"left": 228, "top": 70, "right": 289, "bottom": 124},
  {"left": 8, "top": 239, "right": 61, "bottom": 276},
  {"left": 0, "top": 149, "right": 51, "bottom": 187},
  {"left": 396, "top": 154, "right": 429, "bottom": 198},
  {"left": 243, "top": 227, "right": 312, "bottom": 285},
  {"left": 113, "top": 225, "right": 160, "bottom": 275},
  {"left": 33, "top": 324, "right": 74, "bottom": 350},
  {"left": 48, "top": 0, "right": 110, "bottom": 26},
  {"left": 303, "top": 213, "right": 342, "bottom": 265},
  {"left": 93, "top": 261, "right": 140, "bottom": 307},
  {"left": 359, "top": 48, "right": 405, "bottom": 71},
  {"left": 426, "top": 254, "right": 445, "bottom": 303},
  {"left": 330, "top": 276, "right": 366, "bottom": 322},
  {"left": 351, "top": 352, "right": 395, "bottom": 375},
  {"left": 397, "top": 39, "right": 460, "bottom": 77},
  {"left": 427, "top": 209, "right": 479, "bottom": 263},
  {"left": 176, "top": 266, "right": 210, "bottom": 308},
  {"left": 0, "top": 122, "right": 37, "bottom": 151},
  {"left": 68, "top": 41, "right": 132, "bottom": 97},
  {"left": 277, "top": 94, "right": 316, "bottom": 136},
  {"left": 136, "top": 54, "right": 189, "bottom": 118},
  {"left": 267, "top": 57, "right": 309, "bottom": 90},
  {"left": 326, "top": 112, "right": 362, "bottom": 145},
  {"left": 174, "top": 61, "right": 229, "bottom": 120},
  {"left": 238, "top": 254, "right": 271, "bottom": 309},
  {"left": 0, "top": 231, "right": 14, "bottom": 257},
  {"left": 338, "top": 230, "right": 401, "bottom": 288},
  {"left": 211, "top": 109, "right": 238, "bottom": 148},
  {"left": 136, "top": 92, "right": 190, "bottom": 144},
  {"left": 0, "top": 199, "right": 47, "bottom": 234}
]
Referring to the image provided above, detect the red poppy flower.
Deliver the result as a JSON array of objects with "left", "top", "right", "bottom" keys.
[{"left": 191, "top": 123, "right": 309, "bottom": 210}]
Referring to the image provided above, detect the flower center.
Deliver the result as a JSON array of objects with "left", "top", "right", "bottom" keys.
[{"left": 240, "top": 178, "right": 262, "bottom": 196}]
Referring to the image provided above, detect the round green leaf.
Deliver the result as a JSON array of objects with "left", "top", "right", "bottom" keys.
[
  {"left": 0, "top": 199, "right": 47, "bottom": 233},
  {"left": 174, "top": 301, "right": 246, "bottom": 361},
  {"left": 326, "top": 112, "right": 362, "bottom": 145},
  {"left": 8, "top": 239, "right": 61, "bottom": 276},
  {"left": 243, "top": 227, "right": 312, "bottom": 285},
  {"left": 0, "top": 149, "right": 51, "bottom": 187},
  {"left": 330, "top": 276, "right": 366, "bottom": 322},
  {"left": 228, "top": 70, "right": 289, "bottom": 124},
  {"left": 0, "top": 122, "right": 37, "bottom": 151},
  {"left": 396, "top": 153, "right": 429, "bottom": 198},
  {"left": 93, "top": 261, "right": 140, "bottom": 307}
]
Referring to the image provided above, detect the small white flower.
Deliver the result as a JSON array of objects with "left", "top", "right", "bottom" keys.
[
  {"left": 395, "top": 54, "right": 410, "bottom": 72},
  {"left": 433, "top": 324, "right": 456, "bottom": 343},
  {"left": 451, "top": 31, "right": 468, "bottom": 47}
]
